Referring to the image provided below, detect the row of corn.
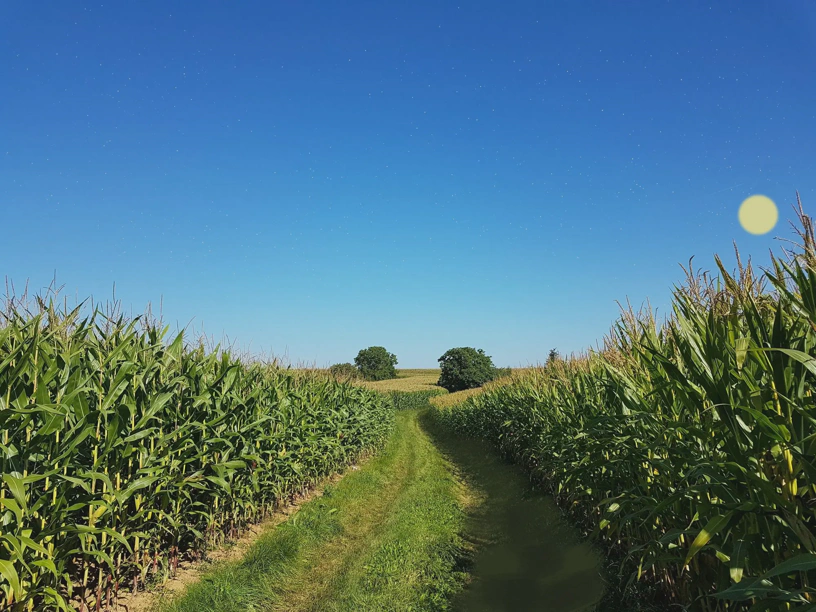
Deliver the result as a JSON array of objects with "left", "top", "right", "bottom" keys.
[
  {"left": 435, "top": 199, "right": 816, "bottom": 610},
  {"left": 387, "top": 390, "right": 447, "bottom": 410},
  {"left": 0, "top": 299, "right": 394, "bottom": 611}
]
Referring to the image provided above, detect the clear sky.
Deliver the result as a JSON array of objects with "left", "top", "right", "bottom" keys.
[{"left": 2, "top": 1, "right": 815, "bottom": 367}]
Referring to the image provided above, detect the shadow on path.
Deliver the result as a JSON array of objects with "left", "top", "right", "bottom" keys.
[{"left": 420, "top": 411, "right": 605, "bottom": 612}]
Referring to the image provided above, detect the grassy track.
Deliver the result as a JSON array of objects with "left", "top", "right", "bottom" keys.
[
  {"left": 424, "top": 413, "right": 604, "bottom": 612},
  {"left": 159, "top": 409, "right": 467, "bottom": 612}
]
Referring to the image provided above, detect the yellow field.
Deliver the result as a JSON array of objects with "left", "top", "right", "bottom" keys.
[
  {"left": 354, "top": 368, "right": 521, "bottom": 396},
  {"left": 360, "top": 372, "right": 444, "bottom": 392},
  {"left": 396, "top": 368, "right": 441, "bottom": 378}
]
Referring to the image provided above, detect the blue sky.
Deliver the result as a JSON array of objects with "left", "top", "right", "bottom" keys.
[{"left": 2, "top": 1, "right": 815, "bottom": 368}]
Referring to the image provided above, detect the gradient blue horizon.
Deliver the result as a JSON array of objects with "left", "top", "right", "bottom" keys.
[{"left": 3, "top": 1, "right": 815, "bottom": 368}]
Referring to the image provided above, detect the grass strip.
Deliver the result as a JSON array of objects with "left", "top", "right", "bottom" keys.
[{"left": 159, "top": 409, "right": 468, "bottom": 612}]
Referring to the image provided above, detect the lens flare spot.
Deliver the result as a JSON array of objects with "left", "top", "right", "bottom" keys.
[{"left": 738, "top": 195, "right": 778, "bottom": 235}]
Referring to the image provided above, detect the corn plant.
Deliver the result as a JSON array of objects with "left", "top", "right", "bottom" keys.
[
  {"left": 435, "top": 196, "right": 816, "bottom": 610},
  {"left": 0, "top": 299, "right": 394, "bottom": 611}
]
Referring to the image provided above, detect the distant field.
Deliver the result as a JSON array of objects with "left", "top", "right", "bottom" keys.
[
  {"left": 360, "top": 371, "right": 443, "bottom": 393},
  {"left": 358, "top": 368, "right": 533, "bottom": 396},
  {"left": 396, "top": 368, "right": 441, "bottom": 378},
  {"left": 356, "top": 368, "right": 520, "bottom": 395}
]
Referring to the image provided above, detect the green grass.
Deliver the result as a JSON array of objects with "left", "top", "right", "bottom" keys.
[
  {"left": 424, "top": 411, "right": 605, "bottom": 612},
  {"left": 158, "top": 409, "right": 468, "bottom": 612}
]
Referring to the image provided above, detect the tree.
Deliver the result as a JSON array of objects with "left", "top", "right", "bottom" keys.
[
  {"left": 354, "top": 346, "right": 398, "bottom": 381},
  {"left": 546, "top": 347, "right": 560, "bottom": 365},
  {"left": 329, "top": 362, "right": 361, "bottom": 380},
  {"left": 437, "top": 347, "right": 496, "bottom": 392}
]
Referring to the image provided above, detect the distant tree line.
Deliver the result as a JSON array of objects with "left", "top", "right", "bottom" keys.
[
  {"left": 330, "top": 344, "right": 514, "bottom": 391},
  {"left": 330, "top": 346, "right": 398, "bottom": 381},
  {"left": 436, "top": 347, "right": 509, "bottom": 392}
]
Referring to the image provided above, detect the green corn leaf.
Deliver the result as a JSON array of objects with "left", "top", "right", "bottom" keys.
[
  {"left": 2, "top": 474, "right": 27, "bottom": 514},
  {"left": 0, "top": 559, "right": 22, "bottom": 601},
  {"left": 714, "top": 578, "right": 792, "bottom": 601},
  {"left": 685, "top": 512, "right": 734, "bottom": 567},
  {"left": 0, "top": 498, "right": 23, "bottom": 524},
  {"left": 42, "top": 586, "right": 71, "bottom": 612},
  {"left": 206, "top": 476, "right": 232, "bottom": 493},
  {"left": 730, "top": 538, "right": 748, "bottom": 583},
  {"left": 32, "top": 559, "right": 58, "bottom": 576},
  {"left": 749, "top": 347, "right": 816, "bottom": 377},
  {"left": 760, "top": 554, "right": 816, "bottom": 579}
]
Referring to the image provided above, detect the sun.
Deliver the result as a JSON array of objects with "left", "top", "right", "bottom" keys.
[{"left": 738, "top": 195, "right": 778, "bottom": 235}]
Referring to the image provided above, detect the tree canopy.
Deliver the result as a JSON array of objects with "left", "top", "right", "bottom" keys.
[
  {"left": 437, "top": 347, "right": 497, "bottom": 392},
  {"left": 354, "top": 346, "right": 398, "bottom": 381}
]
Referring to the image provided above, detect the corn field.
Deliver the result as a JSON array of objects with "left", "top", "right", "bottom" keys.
[
  {"left": 387, "top": 390, "right": 447, "bottom": 411},
  {"left": 435, "top": 197, "right": 816, "bottom": 610},
  {"left": 0, "top": 298, "right": 394, "bottom": 611}
]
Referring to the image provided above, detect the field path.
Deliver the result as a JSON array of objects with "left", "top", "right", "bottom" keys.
[
  {"left": 425, "top": 413, "right": 605, "bottom": 612},
  {"left": 159, "top": 408, "right": 605, "bottom": 612},
  {"left": 159, "top": 409, "right": 466, "bottom": 612},
  {"left": 268, "top": 411, "right": 422, "bottom": 611}
]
